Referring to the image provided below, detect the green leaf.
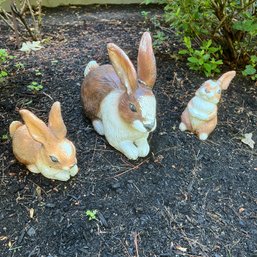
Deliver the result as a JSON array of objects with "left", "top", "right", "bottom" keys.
[
  {"left": 243, "top": 65, "right": 256, "bottom": 76},
  {"left": 203, "top": 63, "right": 211, "bottom": 71},
  {"left": 188, "top": 56, "right": 199, "bottom": 63},
  {"left": 178, "top": 49, "right": 188, "bottom": 55},
  {"left": 184, "top": 37, "right": 191, "bottom": 49},
  {"left": 202, "top": 39, "right": 212, "bottom": 49},
  {"left": 199, "top": 58, "right": 204, "bottom": 65},
  {"left": 233, "top": 20, "right": 257, "bottom": 32},
  {"left": 203, "top": 53, "right": 210, "bottom": 61},
  {"left": 250, "top": 55, "right": 257, "bottom": 64},
  {"left": 0, "top": 71, "right": 8, "bottom": 77}
]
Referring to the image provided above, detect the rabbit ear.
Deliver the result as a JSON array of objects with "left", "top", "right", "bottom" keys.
[
  {"left": 107, "top": 43, "right": 137, "bottom": 94},
  {"left": 137, "top": 32, "right": 156, "bottom": 88},
  {"left": 19, "top": 109, "right": 52, "bottom": 145},
  {"left": 218, "top": 71, "right": 236, "bottom": 90},
  {"left": 48, "top": 101, "right": 67, "bottom": 139}
]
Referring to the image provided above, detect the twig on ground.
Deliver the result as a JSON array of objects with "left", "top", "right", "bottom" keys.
[
  {"left": 133, "top": 232, "right": 140, "bottom": 257},
  {"left": 111, "top": 157, "right": 150, "bottom": 178}
]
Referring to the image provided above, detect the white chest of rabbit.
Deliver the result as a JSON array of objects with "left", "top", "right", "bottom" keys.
[{"left": 188, "top": 94, "right": 218, "bottom": 130}]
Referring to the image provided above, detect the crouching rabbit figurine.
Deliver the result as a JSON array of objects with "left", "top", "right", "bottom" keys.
[
  {"left": 9, "top": 101, "right": 78, "bottom": 181},
  {"left": 81, "top": 32, "right": 157, "bottom": 160},
  {"left": 179, "top": 71, "right": 236, "bottom": 140}
]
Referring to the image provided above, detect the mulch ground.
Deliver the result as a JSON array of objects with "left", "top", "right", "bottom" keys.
[{"left": 0, "top": 5, "right": 257, "bottom": 257}]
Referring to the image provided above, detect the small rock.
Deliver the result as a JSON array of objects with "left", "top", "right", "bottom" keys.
[
  {"left": 111, "top": 182, "right": 121, "bottom": 189},
  {"left": 45, "top": 203, "right": 56, "bottom": 208},
  {"left": 148, "top": 164, "right": 154, "bottom": 170},
  {"left": 27, "top": 226, "right": 36, "bottom": 237}
]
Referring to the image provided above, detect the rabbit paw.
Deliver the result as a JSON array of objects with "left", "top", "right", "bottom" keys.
[
  {"left": 199, "top": 133, "right": 208, "bottom": 140},
  {"left": 70, "top": 165, "right": 79, "bottom": 177},
  {"left": 27, "top": 164, "right": 40, "bottom": 173},
  {"left": 179, "top": 122, "right": 187, "bottom": 131},
  {"left": 135, "top": 138, "right": 150, "bottom": 157},
  {"left": 120, "top": 141, "right": 139, "bottom": 160},
  {"left": 54, "top": 171, "right": 71, "bottom": 181},
  {"left": 93, "top": 119, "right": 105, "bottom": 135}
]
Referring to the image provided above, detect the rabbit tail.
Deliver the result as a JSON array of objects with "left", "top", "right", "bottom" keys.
[
  {"left": 9, "top": 121, "right": 23, "bottom": 138},
  {"left": 84, "top": 61, "right": 99, "bottom": 77}
]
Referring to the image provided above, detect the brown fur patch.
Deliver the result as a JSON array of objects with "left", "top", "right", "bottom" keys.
[
  {"left": 81, "top": 64, "right": 123, "bottom": 120},
  {"left": 118, "top": 93, "right": 142, "bottom": 124}
]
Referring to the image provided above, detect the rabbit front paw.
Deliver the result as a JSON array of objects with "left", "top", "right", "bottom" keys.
[
  {"left": 27, "top": 164, "right": 40, "bottom": 173},
  {"left": 135, "top": 138, "right": 150, "bottom": 157},
  {"left": 70, "top": 165, "right": 79, "bottom": 177},
  {"left": 179, "top": 122, "right": 187, "bottom": 131},
  {"left": 93, "top": 119, "right": 105, "bottom": 135},
  {"left": 54, "top": 171, "right": 71, "bottom": 181},
  {"left": 199, "top": 133, "right": 208, "bottom": 140},
  {"left": 120, "top": 141, "right": 139, "bottom": 160}
]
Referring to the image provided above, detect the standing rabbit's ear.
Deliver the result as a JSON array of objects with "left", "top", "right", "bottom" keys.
[
  {"left": 218, "top": 71, "right": 236, "bottom": 90},
  {"left": 19, "top": 110, "right": 52, "bottom": 145},
  {"left": 137, "top": 32, "right": 156, "bottom": 88},
  {"left": 107, "top": 43, "right": 137, "bottom": 95},
  {"left": 48, "top": 101, "right": 67, "bottom": 139}
]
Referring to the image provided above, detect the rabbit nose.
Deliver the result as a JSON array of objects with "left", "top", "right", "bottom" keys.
[{"left": 144, "top": 121, "right": 155, "bottom": 131}]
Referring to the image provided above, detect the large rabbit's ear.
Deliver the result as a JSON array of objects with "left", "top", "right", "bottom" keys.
[
  {"left": 218, "top": 71, "right": 236, "bottom": 90},
  {"left": 107, "top": 43, "right": 137, "bottom": 95},
  {"left": 137, "top": 32, "right": 156, "bottom": 88},
  {"left": 48, "top": 101, "right": 67, "bottom": 139},
  {"left": 19, "top": 109, "right": 52, "bottom": 145}
]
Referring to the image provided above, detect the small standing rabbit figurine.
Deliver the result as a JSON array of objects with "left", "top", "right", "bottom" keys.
[
  {"left": 179, "top": 71, "right": 236, "bottom": 140},
  {"left": 81, "top": 32, "right": 157, "bottom": 160},
  {"left": 9, "top": 102, "right": 78, "bottom": 181}
]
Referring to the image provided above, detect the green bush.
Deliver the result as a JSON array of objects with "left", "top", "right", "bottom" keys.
[
  {"left": 179, "top": 37, "right": 223, "bottom": 76},
  {"left": 144, "top": 0, "right": 257, "bottom": 78}
]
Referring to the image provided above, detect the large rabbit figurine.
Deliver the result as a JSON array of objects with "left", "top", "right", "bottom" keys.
[
  {"left": 179, "top": 71, "right": 236, "bottom": 140},
  {"left": 81, "top": 32, "right": 157, "bottom": 160},
  {"left": 9, "top": 102, "right": 78, "bottom": 181}
]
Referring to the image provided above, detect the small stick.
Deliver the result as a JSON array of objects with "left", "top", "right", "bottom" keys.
[
  {"left": 112, "top": 158, "right": 149, "bottom": 178},
  {"left": 133, "top": 232, "right": 139, "bottom": 257}
]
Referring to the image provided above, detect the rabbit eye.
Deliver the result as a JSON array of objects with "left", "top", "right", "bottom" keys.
[
  {"left": 50, "top": 155, "right": 59, "bottom": 163},
  {"left": 129, "top": 103, "right": 137, "bottom": 112},
  {"left": 217, "top": 89, "right": 221, "bottom": 94}
]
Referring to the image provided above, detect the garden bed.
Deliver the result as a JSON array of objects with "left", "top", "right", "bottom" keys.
[{"left": 0, "top": 5, "right": 257, "bottom": 257}]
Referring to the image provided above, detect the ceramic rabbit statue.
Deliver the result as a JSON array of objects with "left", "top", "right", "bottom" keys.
[
  {"left": 9, "top": 101, "right": 78, "bottom": 181},
  {"left": 81, "top": 32, "right": 157, "bottom": 160},
  {"left": 179, "top": 71, "right": 236, "bottom": 140}
]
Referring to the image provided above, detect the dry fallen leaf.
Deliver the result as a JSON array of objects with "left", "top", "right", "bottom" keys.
[
  {"left": 241, "top": 133, "right": 255, "bottom": 149},
  {"left": 29, "top": 208, "right": 35, "bottom": 219},
  {"left": 20, "top": 41, "right": 44, "bottom": 53},
  {"left": 239, "top": 207, "right": 245, "bottom": 214}
]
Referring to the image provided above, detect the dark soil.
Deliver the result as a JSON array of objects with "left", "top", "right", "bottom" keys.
[{"left": 0, "top": 5, "right": 257, "bottom": 257}]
